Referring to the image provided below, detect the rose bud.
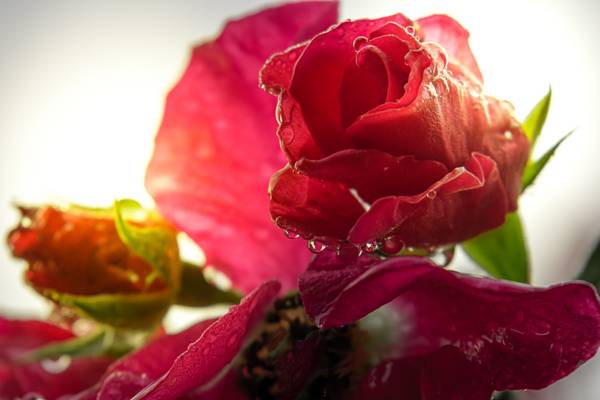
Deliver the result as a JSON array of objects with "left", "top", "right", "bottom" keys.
[
  {"left": 7, "top": 200, "right": 181, "bottom": 329},
  {"left": 261, "top": 13, "right": 530, "bottom": 251}
]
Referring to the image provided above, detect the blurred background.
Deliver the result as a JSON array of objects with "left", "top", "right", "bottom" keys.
[{"left": 0, "top": 0, "right": 598, "bottom": 398}]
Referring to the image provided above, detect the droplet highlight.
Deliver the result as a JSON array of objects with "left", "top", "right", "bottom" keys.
[{"left": 308, "top": 239, "right": 327, "bottom": 254}]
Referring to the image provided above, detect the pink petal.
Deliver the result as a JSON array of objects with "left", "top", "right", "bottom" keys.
[
  {"left": 300, "top": 254, "right": 600, "bottom": 390},
  {"left": 145, "top": 2, "right": 338, "bottom": 293},
  {"left": 417, "top": 14, "right": 483, "bottom": 83},
  {"left": 348, "top": 153, "right": 508, "bottom": 246},
  {"left": 130, "top": 281, "right": 280, "bottom": 399},
  {"left": 9, "top": 357, "right": 112, "bottom": 400}
]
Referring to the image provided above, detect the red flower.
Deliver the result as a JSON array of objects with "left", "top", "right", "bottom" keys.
[
  {"left": 57, "top": 259, "right": 600, "bottom": 399},
  {"left": 0, "top": 317, "right": 112, "bottom": 399},
  {"left": 262, "top": 13, "right": 530, "bottom": 249},
  {"left": 145, "top": 1, "right": 339, "bottom": 293},
  {"left": 299, "top": 253, "right": 600, "bottom": 397}
]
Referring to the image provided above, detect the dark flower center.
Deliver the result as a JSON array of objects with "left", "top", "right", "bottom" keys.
[{"left": 239, "top": 294, "right": 366, "bottom": 399}]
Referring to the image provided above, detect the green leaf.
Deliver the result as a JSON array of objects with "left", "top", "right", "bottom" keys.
[
  {"left": 24, "top": 329, "right": 108, "bottom": 361},
  {"left": 523, "top": 87, "right": 551, "bottom": 145},
  {"left": 114, "top": 199, "right": 181, "bottom": 288},
  {"left": 521, "top": 131, "right": 572, "bottom": 191},
  {"left": 577, "top": 239, "right": 600, "bottom": 290},
  {"left": 176, "top": 262, "right": 242, "bottom": 307},
  {"left": 46, "top": 289, "right": 173, "bottom": 329},
  {"left": 462, "top": 212, "right": 529, "bottom": 283}
]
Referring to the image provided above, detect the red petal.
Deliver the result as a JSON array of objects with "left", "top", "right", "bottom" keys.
[
  {"left": 269, "top": 165, "right": 365, "bottom": 239},
  {"left": 300, "top": 255, "right": 600, "bottom": 390},
  {"left": 348, "top": 153, "right": 508, "bottom": 246},
  {"left": 358, "top": 346, "right": 493, "bottom": 400},
  {"left": 0, "top": 317, "right": 74, "bottom": 361},
  {"left": 0, "top": 318, "right": 110, "bottom": 399},
  {"left": 130, "top": 281, "right": 280, "bottom": 399},
  {"left": 295, "top": 149, "right": 447, "bottom": 203},
  {"left": 417, "top": 14, "right": 483, "bottom": 83},
  {"left": 287, "top": 14, "right": 415, "bottom": 156},
  {"left": 145, "top": 2, "right": 338, "bottom": 293}
]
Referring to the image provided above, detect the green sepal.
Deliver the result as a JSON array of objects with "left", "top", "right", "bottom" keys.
[
  {"left": 113, "top": 199, "right": 181, "bottom": 288},
  {"left": 23, "top": 329, "right": 109, "bottom": 361},
  {"left": 45, "top": 289, "right": 173, "bottom": 329},
  {"left": 523, "top": 87, "right": 551, "bottom": 145},
  {"left": 176, "top": 262, "right": 241, "bottom": 307},
  {"left": 462, "top": 212, "right": 529, "bottom": 283},
  {"left": 521, "top": 130, "right": 573, "bottom": 191},
  {"left": 577, "top": 239, "right": 600, "bottom": 290}
]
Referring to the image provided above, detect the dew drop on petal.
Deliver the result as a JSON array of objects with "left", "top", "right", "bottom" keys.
[
  {"left": 308, "top": 239, "right": 327, "bottom": 254},
  {"left": 361, "top": 240, "right": 379, "bottom": 254},
  {"left": 41, "top": 355, "right": 71, "bottom": 374},
  {"left": 504, "top": 130, "right": 514, "bottom": 140},
  {"left": 380, "top": 235, "right": 405, "bottom": 255},
  {"left": 352, "top": 35, "right": 369, "bottom": 51},
  {"left": 283, "top": 229, "right": 300, "bottom": 239},
  {"left": 426, "top": 190, "right": 437, "bottom": 200}
]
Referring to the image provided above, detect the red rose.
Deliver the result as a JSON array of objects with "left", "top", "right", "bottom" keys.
[{"left": 262, "top": 14, "right": 530, "bottom": 251}]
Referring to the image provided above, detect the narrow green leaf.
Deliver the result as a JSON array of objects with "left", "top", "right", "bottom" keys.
[
  {"left": 521, "top": 131, "right": 572, "bottom": 191},
  {"left": 577, "top": 239, "right": 600, "bottom": 290},
  {"left": 176, "top": 262, "right": 242, "bottom": 307},
  {"left": 46, "top": 289, "right": 172, "bottom": 329},
  {"left": 114, "top": 199, "right": 181, "bottom": 287},
  {"left": 462, "top": 213, "right": 529, "bottom": 283},
  {"left": 523, "top": 87, "right": 551, "bottom": 145},
  {"left": 24, "top": 329, "right": 108, "bottom": 361}
]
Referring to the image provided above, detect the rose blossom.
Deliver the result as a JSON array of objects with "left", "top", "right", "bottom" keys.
[{"left": 261, "top": 12, "right": 530, "bottom": 250}]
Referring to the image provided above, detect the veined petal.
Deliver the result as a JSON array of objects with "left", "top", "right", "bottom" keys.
[
  {"left": 130, "top": 281, "right": 280, "bottom": 399},
  {"left": 300, "top": 254, "right": 600, "bottom": 390},
  {"left": 145, "top": 2, "right": 338, "bottom": 293}
]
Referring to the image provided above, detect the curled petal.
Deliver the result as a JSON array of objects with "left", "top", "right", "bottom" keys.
[
  {"left": 295, "top": 149, "right": 447, "bottom": 202},
  {"left": 300, "top": 254, "right": 600, "bottom": 390},
  {"left": 417, "top": 14, "right": 483, "bottom": 83},
  {"left": 145, "top": 2, "right": 338, "bottom": 293},
  {"left": 348, "top": 153, "right": 507, "bottom": 246},
  {"left": 269, "top": 165, "right": 365, "bottom": 239},
  {"left": 287, "top": 14, "right": 415, "bottom": 156},
  {"left": 130, "top": 281, "right": 280, "bottom": 399}
]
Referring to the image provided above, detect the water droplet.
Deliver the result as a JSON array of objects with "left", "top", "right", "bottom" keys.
[
  {"left": 380, "top": 235, "right": 405, "bottom": 255},
  {"left": 404, "top": 25, "right": 416, "bottom": 36},
  {"left": 504, "top": 130, "right": 514, "bottom": 140},
  {"left": 283, "top": 229, "right": 300, "bottom": 239},
  {"left": 336, "top": 242, "right": 361, "bottom": 258},
  {"left": 279, "top": 127, "right": 295, "bottom": 146},
  {"left": 41, "top": 355, "right": 71, "bottom": 374},
  {"left": 352, "top": 35, "right": 369, "bottom": 51},
  {"left": 308, "top": 239, "right": 327, "bottom": 254},
  {"left": 22, "top": 394, "right": 45, "bottom": 400},
  {"left": 426, "top": 190, "right": 437, "bottom": 200},
  {"left": 361, "top": 240, "right": 379, "bottom": 254}
]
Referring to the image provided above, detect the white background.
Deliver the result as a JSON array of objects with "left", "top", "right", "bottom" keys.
[{"left": 0, "top": 1, "right": 599, "bottom": 398}]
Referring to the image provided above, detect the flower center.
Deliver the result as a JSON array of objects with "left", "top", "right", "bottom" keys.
[{"left": 238, "top": 294, "right": 366, "bottom": 399}]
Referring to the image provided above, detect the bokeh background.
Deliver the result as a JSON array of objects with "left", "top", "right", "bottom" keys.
[{"left": 1, "top": 0, "right": 599, "bottom": 398}]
